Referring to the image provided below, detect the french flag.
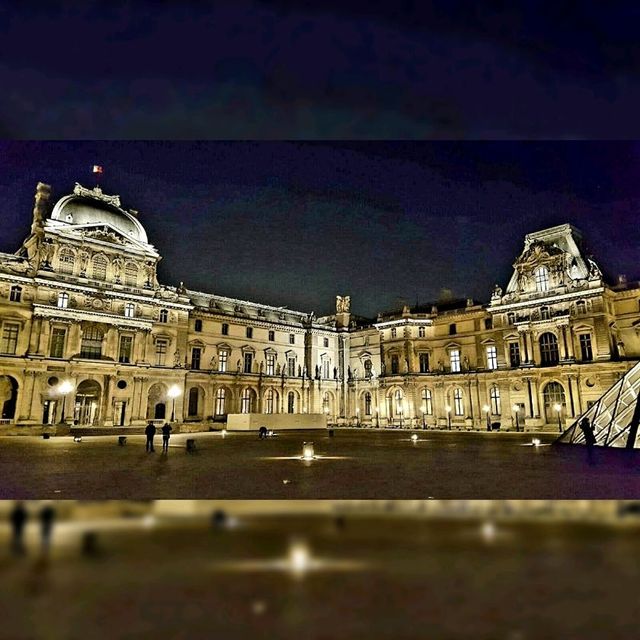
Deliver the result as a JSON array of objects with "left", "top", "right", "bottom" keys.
[{"left": 92, "top": 165, "right": 103, "bottom": 174}]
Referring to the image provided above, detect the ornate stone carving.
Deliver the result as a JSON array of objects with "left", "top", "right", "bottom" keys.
[
  {"left": 336, "top": 295, "right": 351, "bottom": 313},
  {"left": 73, "top": 183, "right": 121, "bottom": 208}
]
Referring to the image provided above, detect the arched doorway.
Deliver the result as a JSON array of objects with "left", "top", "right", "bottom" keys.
[
  {"left": 543, "top": 381, "right": 566, "bottom": 424},
  {"left": 147, "top": 383, "right": 168, "bottom": 420},
  {"left": 0, "top": 375, "right": 18, "bottom": 422},
  {"left": 73, "top": 379, "right": 101, "bottom": 426}
]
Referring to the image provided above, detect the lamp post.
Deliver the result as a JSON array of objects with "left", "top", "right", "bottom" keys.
[
  {"left": 58, "top": 380, "right": 74, "bottom": 424},
  {"left": 375, "top": 408, "right": 379, "bottom": 429},
  {"left": 398, "top": 404, "right": 403, "bottom": 429},
  {"left": 422, "top": 407, "right": 426, "bottom": 430},
  {"left": 554, "top": 402, "right": 563, "bottom": 433},
  {"left": 167, "top": 384, "right": 181, "bottom": 422},
  {"left": 512, "top": 403, "right": 520, "bottom": 432},
  {"left": 324, "top": 405, "right": 329, "bottom": 427},
  {"left": 483, "top": 404, "right": 491, "bottom": 431},
  {"left": 445, "top": 405, "right": 451, "bottom": 430},
  {"left": 356, "top": 407, "right": 360, "bottom": 428}
]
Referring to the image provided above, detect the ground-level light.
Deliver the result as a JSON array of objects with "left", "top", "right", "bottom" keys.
[{"left": 302, "top": 442, "right": 315, "bottom": 460}]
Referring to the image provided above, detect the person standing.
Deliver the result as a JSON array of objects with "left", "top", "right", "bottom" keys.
[
  {"left": 39, "top": 504, "right": 56, "bottom": 554},
  {"left": 145, "top": 421, "right": 156, "bottom": 453},
  {"left": 10, "top": 502, "right": 28, "bottom": 555},
  {"left": 579, "top": 417, "right": 597, "bottom": 465},
  {"left": 161, "top": 422, "right": 172, "bottom": 453}
]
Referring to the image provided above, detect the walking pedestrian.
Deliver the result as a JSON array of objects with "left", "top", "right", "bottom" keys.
[
  {"left": 10, "top": 502, "right": 27, "bottom": 555},
  {"left": 145, "top": 421, "right": 156, "bottom": 452},
  {"left": 579, "top": 417, "right": 597, "bottom": 465},
  {"left": 161, "top": 422, "right": 172, "bottom": 453}
]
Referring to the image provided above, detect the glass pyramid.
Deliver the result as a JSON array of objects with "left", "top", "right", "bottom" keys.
[{"left": 558, "top": 361, "right": 640, "bottom": 449}]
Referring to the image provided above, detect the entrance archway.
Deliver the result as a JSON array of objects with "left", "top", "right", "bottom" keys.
[
  {"left": 147, "top": 383, "right": 168, "bottom": 420},
  {"left": 73, "top": 379, "right": 101, "bottom": 426},
  {"left": 0, "top": 376, "right": 18, "bottom": 422},
  {"left": 543, "top": 381, "right": 566, "bottom": 424}
]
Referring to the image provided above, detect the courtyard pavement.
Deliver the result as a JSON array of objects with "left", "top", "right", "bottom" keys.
[
  {"left": 0, "top": 429, "right": 638, "bottom": 499},
  {"left": 0, "top": 514, "right": 638, "bottom": 639}
]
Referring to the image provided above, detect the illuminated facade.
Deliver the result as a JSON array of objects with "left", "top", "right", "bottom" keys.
[{"left": 1, "top": 182, "right": 639, "bottom": 432}]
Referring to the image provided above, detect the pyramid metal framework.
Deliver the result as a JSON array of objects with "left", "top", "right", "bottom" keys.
[{"left": 558, "top": 361, "right": 640, "bottom": 449}]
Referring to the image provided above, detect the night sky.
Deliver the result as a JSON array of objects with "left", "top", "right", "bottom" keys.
[
  {"left": 1, "top": 141, "right": 639, "bottom": 317},
  {"left": 1, "top": 1, "right": 639, "bottom": 138}
]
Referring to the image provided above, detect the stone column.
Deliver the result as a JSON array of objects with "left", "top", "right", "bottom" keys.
[
  {"left": 102, "top": 374, "right": 115, "bottom": 426},
  {"left": 29, "top": 317, "right": 42, "bottom": 354}
]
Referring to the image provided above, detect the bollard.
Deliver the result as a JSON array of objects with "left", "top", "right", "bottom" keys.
[
  {"left": 211, "top": 509, "right": 227, "bottom": 529},
  {"left": 186, "top": 439, "right": 197, "bottom": 453},
  {"left": 73, "top": 436, "right": 82, "bottom": 443},
  {"left": 328, "top": 429, "right": 334, "bottom": 437},
  {"left": 118, "top": 436, "right": 127, "bottom": 446},
  {"left": 42, "top": 433, "right": 50, "bottom": 440}
]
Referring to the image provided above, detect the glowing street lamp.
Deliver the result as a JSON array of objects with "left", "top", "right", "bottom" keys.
[
  {"left": 302, "top": 442, "right": 315, "bottom": 460},
  {"left": 167, "top": 384, "right": 181, "bottom": 422},
  {"left": 554, "top": 403, "right": 563, "bottom": 433},
  {"left": 288, "top": 540, "right": 311, "bottom": 577},
  {"left": 445, "top": 405, "right": 451, "bottom": 430},
  {"left": 58, "top": 380, "right": 74, "bottom": 424},
  {"left": 512, "top": 403, "right": 520, "bottom": 432},
  {"left": 483, "top": 404, "right": 491, "bottom": 431},
  {"left": 411, "top": 433, "right": 419, "bottom": 443}
]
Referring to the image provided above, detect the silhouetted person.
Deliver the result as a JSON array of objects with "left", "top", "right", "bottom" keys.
[
  {"left": 145, "top": 421, "right": 156, "bottom": 452},
  {"left": 82, "top": 531, "right": 100, "bottom": 558},
  {"left": 10, "top": 502, "right": 27, "bottom": 555},
  {"left": 259, "top": 426, "right": 267, "bottom": 439},
  {"left": 39, "top": 504, "right": 55, "bottom": 553},
  {"left": 212, "top": 509, "right": 227, "bottom": 529},
  {"left": 161, "top": 422, "right": 172, "bottom": 453},
  {"left": 579, "top": 417, "right": 597, "bottom": 465}
]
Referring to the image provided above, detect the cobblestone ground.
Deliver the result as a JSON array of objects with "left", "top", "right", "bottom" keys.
[
  {"left": 0, "top": 430, "right": 639, "bottom": 499},
  {"left": 0, "top": 514, "right": 638, "bottom": 640}
]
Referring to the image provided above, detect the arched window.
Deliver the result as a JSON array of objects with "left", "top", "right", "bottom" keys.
[
  {"left": 58, "top": 248, "right": 75, "bottom": 274},
  {"left": 264, "top": 388, "right": 275, "bottom": 414},
  {"left": 422, "top": 388, "right": 433, "bottom": 415},
  {"left": 159, "top": 309, "right": 168, "bottom": 323},
  {"left": 322, "top": 392, "right": 330, "bottom": 415},
  {"left": 57, "top": 292, "right": 69, "bottom": 308},
  {"left": 287, "top": 391, "right": 295, "bottom": 414},
  {"left": 534, "top": 266, "right": 549, "bottom": 292},
  {"left": 543, "top": 381, "right": 566, "bottom": 423},
  {"left": 390, "top": 354, "right": 399, "bottom": 374},
  {"left": 364, "top": 392, "right": 372, "bottom": 416},
  {"left": 539, "top": 332, "right": 559, "bottom": 366},
  {"left": 124, "top": 262, "right": 138, "bottom": 286},
  {"left": 453, "top": 388, "right": 464, "bottom": 416},
  {"left": 241, "top": 388, "right": 253, "bottom": 414},
  {"left": 394, "top": 389, "right": 403, "bottom": 416},
  {"left": 214, "top": 388, "right": 226, "bottom": 415},
  {"left": 490, "top": 386, "right": 501, "bottom": 415},
  {"left": 92, "top": 255, "right": 107, "bottom": 280}
]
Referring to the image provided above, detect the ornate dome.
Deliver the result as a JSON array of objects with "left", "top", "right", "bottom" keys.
[{"left": 49, "top": 183, "right": 149, "bottom": 244}]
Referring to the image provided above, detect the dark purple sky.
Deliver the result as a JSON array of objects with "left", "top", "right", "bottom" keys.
[
  {"left": 1, "top": 141, "right": 639, "bottom": 317},
  {"left": 1, "top": 1, "right": 639, "bottom": 138}
]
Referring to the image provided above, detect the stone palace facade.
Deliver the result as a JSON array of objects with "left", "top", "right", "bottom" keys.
[{"left": 1, "top": 181, "right": 639, "bottom": 432}]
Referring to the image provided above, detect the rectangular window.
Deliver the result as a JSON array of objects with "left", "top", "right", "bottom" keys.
[
  {"left": 246, "top": 327, "right": 253, "bottom": 339},
  {"left": 289, "top": 334, "right": 295, "bottom": 345},
  {"left": 418, "top": 326, "right": 426, "bottom": 338},
  {"left": 9, "top": 286, "right": 21, "bottom": 302},
  {"left": 579, "top": 334, "right": 593, "bottom": 361},
  {"left": 244, "top": 351, "right": 253, "bottom": 373},
  {"left": 124, "top": 303, "right": 135, "bottom": 318},
  {"left": 218, "top": 350, "right": 228, "bottom": 372},
  {"left": 450, "top": 349, "right": 461, "bottom": 373},
  {"left": 194, "top": 319, "right": 202, "bottom": 332},
  {"left": 155, "top": 339, "right": 168, "bottom": 366},
  {"left": 419, "top": 353, "right": 429, "bottom": 373},
  {"left": 268, "top": 330, "right": 275, "bottom": 341},
  {"left": 191, "top": 347, "right": 202, "bottom": 370},
  {"left": 484, "top": 318, "right": 493, "bottom": 330},
  {"left": 80, "top": 326, "right": 103, "bottom": 359},
  {"left": 322, "top": 359, "right": 330, "bottom": 379},
  {"left": 391, "top": 354, "right": 399, "bottom": 374},
  {"left": 323, "top": 337, "right": 329, "bottom": 348},
  {"left": 49, "top": 327, "right": 66, "bottom": 358},
  {"left": 391, "top": 328, "right": 397, "bottom": 338},
  {"left": 449, "top": 323, "right": 457, "bottom": 335},
  {"left": 118, "top": 335, "right": 133, "bottom": 363},
  {"left": 266, "top": 353, "right": 275, "bottom": 375},
  {"left": 288, "top": 357, "right": 296, "bottom": 377},
  {"left": 221, "top": 323, "right": 229, "bottom": 336},
  {"left": 486, "top": 346, "right": 498, "bottom": 370},
  {"left": 1, "top": 323, "right": 19, "bottom": 355},
  {"left": 509, "top": 342, "right": 520, "bottom": 367}
]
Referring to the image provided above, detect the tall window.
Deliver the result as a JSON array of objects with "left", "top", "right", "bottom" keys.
[
  {"left": 118, "top": 335, "right": 133, "bottom": 363},
  {"left": 289, "top": 334, "right": 295, "bottom": 345},
  {"left": 288, "top": 357, "right": 296, "bottom": 377},
  {"left": 221, "top": 323, "right": 229, "bottom": 336},
  {"left": 155, "top": 339, "right": 168, "bottom": 366},
  {"left": 579, "top": 334, "right": 593, "bottom": 361},
  {"left": 80, "top": 325, "right": 103, "bottom": 359},
  {"left": 194, "top": 319, "right": 202, "bottom": 332},
  {"left": 539, "top": 332, "right": 559, "bottom": 366},
  {"left": 188, "top": 387, "right": 199, "bottom": 416},
  {"left": 246, "top": 327, "right": 253, "bottom": 339},
  {"left": 486, "top": 345, "right": 498, "bottom": 370},
  {"left": 124, "top": 262, "right": 138, "bottom": 286},
  {"left": 264, "top": 389, "right": 275, "bottom": 414},
  {"left": 322, "top": 392, "right": 330, "bottom": 415},
  {"left": 449, "top": 323, "right": 457, "bottom": 335},
  {"left": 50, "top": 327, "right": 66, "bottom": 358},
  {"left": 322, "top": 358, "right": 330, "bottom": 379},
  {"left": 218, "top": 350, "right": 228, "bottom": 372},
  {"left": 323, "top": 337, "right": 329, "bottom": 348},
  {"left": 490, "top": 386, "right": 501, "bottom": 414},
  {"left": 364, "top": 359, "right": 373, "bottom": 378},
  {"left": 243, "top": 351, "right": 253, "bottom": 373},
  {"left": 9, "top": 286, "right": 22, "bottom": 302},
  {"left": 364, "top": 392, "right": 372, "bottom": 415},
  {"left": 419, "top": 353, "right": 429, "bottom": 373},
  {"left": 534, "top": 266, "right": 549, "bottom": 292},
  {"left": 391, "top": 354, "right": 399, "bottom": 374},
  {"left": 287, "top": 391, "right": 295, "bottom": 413},
  {"left": 92, "top": 255, "right": 107, "bottom": 280},
  {"left": 394, "top": 390, "right": 403, "bottom": 416},
  {"left": 540, "top": 306, "right": 550, "bottom": 320},
  {"left": 57, "top": 292, "right": 69, "bottom": 309},
  {"left": 159, "top": 309, "right": 168, "bottom": 323},
  {"left": 191, "top": 347, "right": 202, "bottom": 370},
  {"left": 509, "top": 342, "right": 520, "bottom": 367},
  {"left": 58, "top": 248, "right": 75, "bottom": 274},
  {"left": 484, "top": 318, "right": 493, "bottom": 330},
  {"left": 507, "top": 312, "right": 515, "bottom": 325},
  {"left": 241, "top": 388, "right": 252, "bottom": 413},
  {"left": 450, "top": 349, "right": 461, "bottom": 373},
  {"left": 1, "top": 323, "right": 19, "bottom": 354},
  {"left": 418, "top": 326, "right": 426, "bottom": 338},
  {"left": 266, "top": 353, "right": 275, "bottom": 375},
  {"left": 215, "top": 388, "right": 226, "bottom": 415},
  {"left": 422, "top": 388, "right": 433, "bottom": 415},
  {"left": 453, "top": 388, "right": 464, "bottom": 416},
  {"left": 124, "top": 302, "right": 135, "bottom": 318},
  {"left": 391, "top": 328, "right": 397, "bottom": 338},
  {"left": 576, "top": 300, "right": 587, "bottom": 315},
  {"left": 268, "top": 330, "right": 275, "bottom": 341}
]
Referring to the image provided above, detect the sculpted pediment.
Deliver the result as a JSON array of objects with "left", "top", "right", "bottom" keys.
[{"left": 513, "top": 241, "right": 566, "bottom": 272}]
